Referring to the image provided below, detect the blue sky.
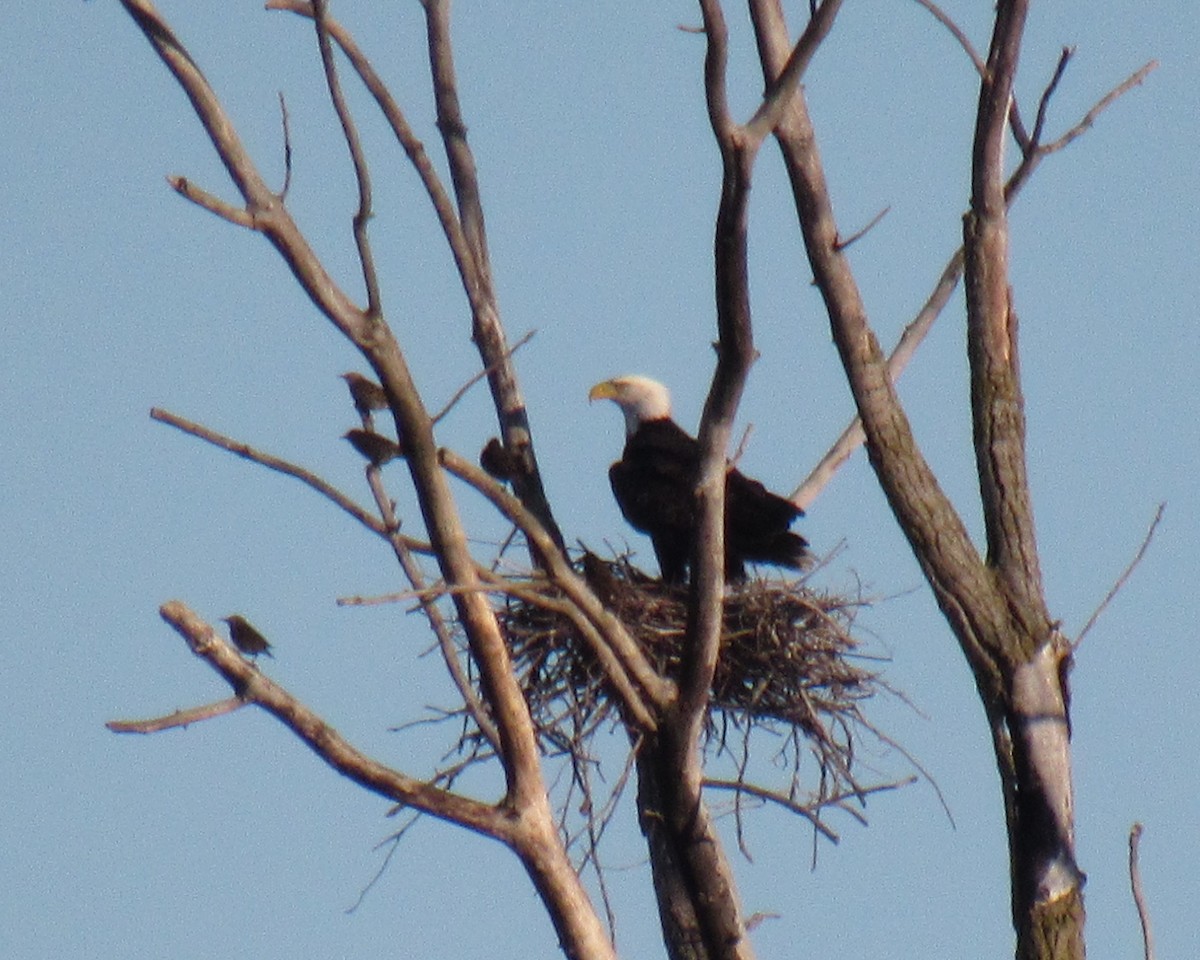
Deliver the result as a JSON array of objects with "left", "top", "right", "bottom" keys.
[{"left": 3, "top": 2, "right": 1197, "bottom": 958}]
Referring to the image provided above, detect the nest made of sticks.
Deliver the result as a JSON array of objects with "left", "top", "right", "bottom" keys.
[{"left": 498, "top": 553, "right": 884, "bottom": 776}]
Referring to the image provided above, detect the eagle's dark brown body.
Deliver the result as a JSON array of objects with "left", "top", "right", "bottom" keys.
[{"left": 609, "top": 417, "right": 809, "bottom": 584}]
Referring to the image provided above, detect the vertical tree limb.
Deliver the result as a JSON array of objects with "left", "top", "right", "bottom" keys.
[
  {"left": 312, "top": 0, "right": 382, "bottom": 320},
  {"left": 965, "top": 6, "right": 1084, "bottom": 955},
  {"left": 964, "top": 0, "right": 1049, "bottom": 633},
  {"left": 422, "top": 0, "right": 565, "bottom": 551}
]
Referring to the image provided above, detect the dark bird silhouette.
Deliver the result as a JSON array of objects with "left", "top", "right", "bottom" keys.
[
  {"left": 344, "top": 428, "right": 404, "bottom": 466},
  {"left": 221, "top": 615, "right": 274, "bottom": 659},
  {"left": 479, "top": 436, "right": 522, "bottom": 481},
  {"left": 589, "top": 375, "right": 810, "bottom": 585},
  {"left": 340, "top": 372, "right": 388, "bottom": 419}
]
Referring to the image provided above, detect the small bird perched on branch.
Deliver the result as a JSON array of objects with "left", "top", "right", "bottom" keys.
[
  {"left": 340, "top": 371, "right": 389, "bottom": 419},
  {"left": 344, "top": 428, "right": 404, "bottom": 466},
  {"left": 479, "top": 436, "right": 523, "bottom": 482},
  {"left": 221, "top": 615, "right": 274, "bottom": 659}
]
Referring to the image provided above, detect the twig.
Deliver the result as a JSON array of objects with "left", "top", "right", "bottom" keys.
[
  {"left": 265, "top": 1, "right": 482, "bottom": 312},
  {"left": 278, "top": 91, "right": 293, "bottom": 200},
  {"left": 344, "top": 815, "right": 421, "bottom": 914},
  {"left": 1073, "top": 502, "right": 1165, "bottom": 651},
  {"left": 1029, "top": 47, "right": 1074, "bottom": 153},
  {"left": 1129, "top": 822, "right": 1156, "bottom": 960},
  {"left": 312, "top": 0, "right": 381, "bottom": 319},
  {"left": 149, "top": 407, "right": 412, "bottom": 543},
  {"left": 431, "top": 329, "right": 536, "bottom": 424},
  {"left": 910, "top": 0, "right": 1037, "bottom": 151},
  {"left": 793, "top": 249, "right": 964, "bottom": 507},
  {"left": 704, "top": 776, "right": 915, "bottom": 842},
  {"left": 168, "top": 175, "right": 255, "bottom": 228},
  {"left": 729, "top": 422, "right": 755, "bottom": 468},
  {"left": 339, "top": 590, "right": 425, "bottom": 607},
  {"left": 416, "top": 0, "right": 567, "bottom": 551},
  {"left": 911, "top": 0, "right": 985, "bottom": 76},
  {"left": 357, "top": 443, "right": 503, "bottom": 753},
  {"left": 107, "top": 696, "right": 245, "bottom": 733},
  {"left": 744, "top": 0, "right": 844, "bottom": 140},
  {"left": 152, "top": 405, "right": 499, "bottom": 746},
  {"left": 120, "top": 0, "right": 370, "bottom": 342},
  {"left": 1039, "top": 59, "right": 1158, "bottom": 155},
  {"left": 834, "top": 205, "right": 890, "bottom": 251}
]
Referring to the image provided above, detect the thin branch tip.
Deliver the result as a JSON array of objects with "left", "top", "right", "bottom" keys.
[{"left": 1074, "top": 502, "right": 1164, "bottom": 650}]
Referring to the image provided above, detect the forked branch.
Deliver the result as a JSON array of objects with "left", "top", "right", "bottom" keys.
[
  {"left": 793, "top": 53, "right": 1154, "bottom": 509},
  {"left": 312, "top": 0, "right": 382, "bottom": 319},
  {"left": 156, "top": 600, "right": 508, "bottom": 838},
  {"left": 119, "top": 0, "right": 369, "bottom": 342},
  {"left": 265, "top": 0, "right": 565, "bottom": 553}
]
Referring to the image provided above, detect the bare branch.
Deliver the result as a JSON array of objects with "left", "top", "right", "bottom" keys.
[
  {"left": 703, "top": 778, "right": 839, "bottom": 842},
  {"left": 750, "top": 1, "right": 1001, "bottom": 685},
  {"left": 792, "top": 248, "right": 964, "bottom": 508},
  {"left": 107, "top": 697, "right": 245, "bottom": 733},
  {"left": 964, "top": 0, "right": 1053, "bottom": 639},
  {"left": 1129, "top": 823, "right": 1156, "bottom": 960},
  {"left": 119, "top": 0, "right": 369, "bottom": 341},
  {"left": 633, "top": 7, "right": 784, "bottom": 959},
  {"left": 705, "top": 775, "right": 918, "bottom": 845},
  {"left": 155, "top": 600, "right": 510, "bottom": 838},
  {"left": 120, "top": 5, "right": 619, "bottom": 954},
  {"left": 1007, "top": 58, "right": 1157, "bottom": 202},
  {"left": 834, "top": 205, "right": 890, "bottom": 252},
  {"left": 266, "top": 0, "right": 565, "bottom": 552},
  {"left": 358, "top": 449, "right": 503, "bottom": 753},
  {"left": 265, "top": 0, "right": 481, "bottom": 312},
  {"left": 1029, "top": 47, "right": 1074, "bottom": 153},
  {"left": 796, "top": 57, "right": 1153, "bottom": 509},
  {"left": 910, "top": 0, "right": 1039, "bottom": 152},
  {"left": 277, "top": 91, "right": 293, "bottom": 200},
  {"left": 1039, "top": 59, "right": 1158, "bottom": 155},
  {"left": 697, "top": 0, "right": 736, "bottom": 136},
  {"left": 432, "top": 329, "right": 536, "bottom": 425},
  {"left": 744, "top": 0, "right": 844, "bottom": 141},
  {"left": 420, "top": 0, "right": 566, "bottom": 550},
  {"left": 149, "top": 407, "right": 402, "bottom": 542},
  {"left": 687, "top": 0, "right": 752, "bottom": 728},
  {"left": 167, "top": 175, "right": 255, "bottom": 227},
  {"left": 149, "top": 401, "right": 510, "bottom": 757},
  {"left": 911, "top": 0, "right": 985, "bottom": 76},
  {"left": 312, "top": 0, "right": 382, "bottom": 319},
  {"left": 1073, "top": 503, "right": 1165, "bottom": 651}
]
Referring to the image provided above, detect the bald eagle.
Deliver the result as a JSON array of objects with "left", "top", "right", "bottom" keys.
[{"left": 589, "top": 375, "right": 810, "bottom": 584}]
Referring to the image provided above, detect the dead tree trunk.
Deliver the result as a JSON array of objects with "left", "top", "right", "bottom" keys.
[{"left": 747, "top": 1, "right": 1087, "bottom": 956}]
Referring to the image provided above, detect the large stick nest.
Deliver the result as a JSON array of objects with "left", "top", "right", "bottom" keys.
[{"left": 498, "top": 553, "right": 885, "bottom": 783}]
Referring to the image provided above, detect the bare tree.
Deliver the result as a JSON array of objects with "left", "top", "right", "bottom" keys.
[{"left": 107, "top": 3, "right": 1153, "bottom": 960}]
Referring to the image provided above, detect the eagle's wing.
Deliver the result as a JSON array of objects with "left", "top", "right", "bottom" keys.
[{"left": 609, "top": 419, "right": 699, "bottom": 583}]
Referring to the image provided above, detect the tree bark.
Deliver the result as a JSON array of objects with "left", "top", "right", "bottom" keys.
[{"left": 748, "top": 2, "right": 1086, "bottom": 957}]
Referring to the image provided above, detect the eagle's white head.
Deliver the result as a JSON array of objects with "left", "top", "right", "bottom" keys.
[{"left": 589, "top": 375, "right": 673, "bottom": 436}]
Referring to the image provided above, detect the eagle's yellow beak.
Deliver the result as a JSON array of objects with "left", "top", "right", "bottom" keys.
[{"left": 588, "top": 380, "right": 619, "bottom": 403}]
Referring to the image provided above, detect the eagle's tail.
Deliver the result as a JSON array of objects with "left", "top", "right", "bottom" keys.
[
  {"left": 756, "top": 530, "right": 811, "bottom": 570},
  {"left": 728, "top": 528, "right": 811, "bottom": 579}
]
